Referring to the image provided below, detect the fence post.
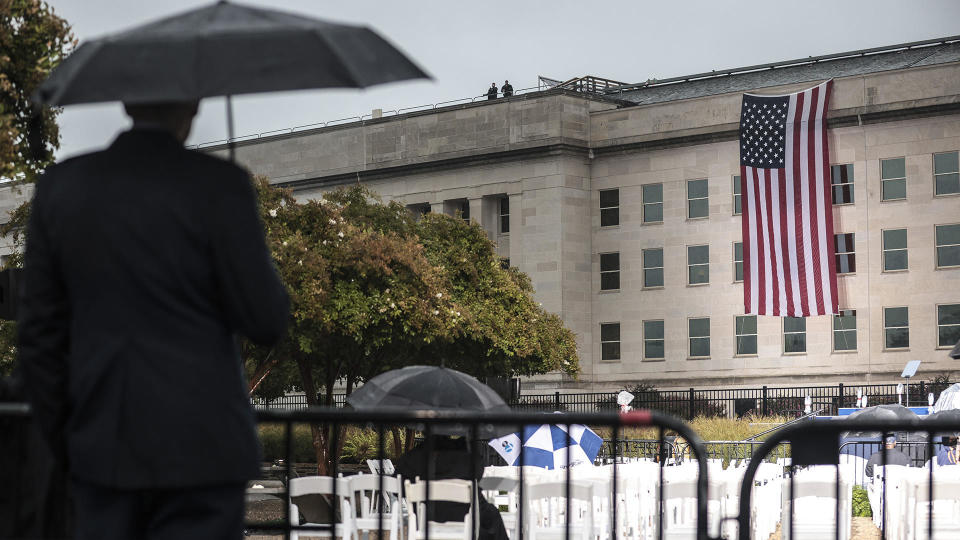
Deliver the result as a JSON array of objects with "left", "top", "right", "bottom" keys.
[
  {"left": 838, "top": 383, "right": 844, "bottom": 415},
  {"left": 761, "top": 385, "right": 768, "bottom": 416},
  {"left": 688, "top": 388, "right": 695, "bottom": 420},
  {"left": 920, "top": 380, "right": 926, "bottom": 402},
  {"left": 554, "top": 391, "right": 560, "bottom": 411}
]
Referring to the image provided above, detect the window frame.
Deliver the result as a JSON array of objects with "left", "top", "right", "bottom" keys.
[
  {"left": 599, "top": 251, "right": 621, "bottom": 292},
  {"left": 688, "top": 317, "right": 711, "bottom": 359},
  {"left": 732, "top": 175, "right": 742, "bottom": 216},
  {"left": 881, "top": 228, "right": 908, "bottom": 273},
  {"left": 935, "top": 223, "right": 960, "bottom": 270},
  {"left": 734, "top": 314, "right": 758, "bottom": 357},
  {"left": 642, "top": 319, "right": 665, "bottom": 362},
  {"left": 642, "top": 247, "right": 664, "bottom": 289},
  {"left": 883, "top": 306, "right": 910, "bottom": 351},
  {"left": 498, "top": 197, "right": 510, "bottom": 234},
  {"left": 642, "top": 183, "right": 664, "bottom": 224},
  {"left": 686, "top": 178, "right": 709, "bottom": 220},
  {"left": 937, "top": 303, "right": 960, "bottom": 350},
  {"left": 834, "top": 232, "right": 856, "bottom": 275},
  {"left": 830, "top": 163, "right": 855, "bottom": 206},
  {"left": 599, "top": 322, "right": 621, "bottom": 362},
  {"left": 880, "top": 156, "right": 907, "bottom": 202},
  {"left": 782, "top": 316, "right": 807, "bottom": 355},
  {"left": 687, "top": 244, "right": 710, "bottom": 286},
  {"left": 832, "top": 309, "right": 858, "bottom": 353},
  {"left": 933, "top": 151, "right": 960, "bottom": 197},
  {"left": 733, "top": 241, "right": 744, "bottom": 283},
  {"left": 599, "top": 189, "right": 620, "bottom": 228}
]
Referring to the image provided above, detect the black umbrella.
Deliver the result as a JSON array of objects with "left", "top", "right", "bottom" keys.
[
  {"left": 843, "top": 404, "right": 922, "bottom": 439},
  {"left": 32, "top": 0, "right": 429, "bottom": 157},
  {"left": 950, "top": 339, "right": 960, "bottom": 360}
]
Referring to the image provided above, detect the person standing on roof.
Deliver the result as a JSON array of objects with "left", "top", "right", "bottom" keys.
[
  {"left": 501, "top": 80, "right": 513, "bottom": 97},
  {"left": 486, "top": 83, "right": 497, "bottom": 100}
]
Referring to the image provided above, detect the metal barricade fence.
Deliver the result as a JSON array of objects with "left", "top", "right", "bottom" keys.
[{"left": 735, "top": 418, "right": 960, "bottom": 540}]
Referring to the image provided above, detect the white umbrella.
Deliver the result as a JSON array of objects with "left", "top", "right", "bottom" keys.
[{"left": 934, "top": 383, "right": 960, "bottom": 412}]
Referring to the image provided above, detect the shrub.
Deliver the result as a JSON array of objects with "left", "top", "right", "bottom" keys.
[{"left": 852, "top": 485, "right": 872, "bottom": 517}]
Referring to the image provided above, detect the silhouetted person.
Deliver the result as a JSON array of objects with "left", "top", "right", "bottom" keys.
[
  {"left": 865, "top": 434, "right": 911, "bottom": 477},
  {"left": 501, "top": 80, "right": 513, "bottom": 97},
  {"left": 18, "top": 101, "right": 290, "bottom": 540},
  {"left": 486, "top": 83, "right": 497, "bottom": 100}
]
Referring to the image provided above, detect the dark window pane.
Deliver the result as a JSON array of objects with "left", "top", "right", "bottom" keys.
[
  {"left": 600, "top": 273, "right": 620, "bottom": 291},
  {"left": 500, "top": 197, "right": 509, "bottom": 214},
  {"left": 937, "top": 173, "right": 960, "bottom": 195},
  {"left": 835, "top": 233, "right": 855, "bottom": 253},
  {"left": 937, "top": 224, "right": 960, "bottom": 246},
  {"left": 834, "top": 311, "right": 857, "bottom": 330},
  {"left": 733, "top": 176, "right": 741, "bottom": 195},
  {"left": 831, "top": 164, "right": 854, "bottom": 184},
  {"left": 688, "top": 198, "right": 708, "bottom": 219},
  {"left": 836, "top": 254, "right": 856, "bottom": 274},
  {"left": 784, "top": 316, "right": 806, "bottom": 333},
  {"left": 644, "top": 268, "right": 664, "bottom": 288},
  {"left": 600, "top": 323, "right": 620, "bottom": 342},
  {"left": 885, "top": 307, "right": 909, "bottom": 328},
  {"left": 600, "top": 208, "right": 619, "bottom": 227},
  {"left": 643, "top": 183, "right": 663, "bottom": 203},
  {"left": 601, "top": 342, "right": 621, "bottom": 361},
  {"left": 645, "top": 340, "right": 664, "bottom": 359},
  {"left": 734, "top": 194, "right": 742, "bottom": 215},
  {"left": 835, "top": 329, "right": 857, "bottom": 351},
  {"left": 881, "top": 158, "right": 905, "bottom": 179},
  {"left": 939, "top": 246, "right": 960, "bottom": 268},
  {"left": 883, "top": 229, "right": 907, "bottom": 250},
  {"left": 688, "top": 179, "right": 708, "bottom": 199},
  {"left": 884, "top": 250, "right": 907, "bottom": 271},
  {"left": 734, "top": 242, "right": 743, "bottom": 260},
  {"left": 643, "top": 248, "right": 663, "bottom": 268},
  {"left": 934, "top": 152, "right": 959, "bottom": 174},
  {"left": 688, "top": 245, "right": 709, "bottom": 265},
  {"left": 885, "top": 328, "right": 909, "bottom": 349},
  {"left": 689, "top": 318, "right": 710, "bottom": 337},
  {"left": 832, "top": 185, "right": 853, "bottom": 204},
  {"left": 599, "top": 189, "right": 619, "bottom": 207},
  {"left": 644, "top": 320, "right": 664, "bottom": 340},
  {"left": 644, "top": 203, "right": 663, "bottom": 223},
  {"left": 737, "top": 335, "right": 757, "bottom": 355},
  {"left": 737, "top": 315, "right": 757, "bottom": 334},
  {"left": 941, "top": 326, "right": 960, "bottom": 348},
  {"left": 600, "top": 253, "right": 620, "bottom": 272},
  {"left": 882, "top": 179, "right": 906, "bottom": 200},
  {"left": 689, "top": 265, "right": 709, "bottom": 284},
  {"left": 940, "top": 304, "right": 960, "bottom": 325},
  {"left": 785, "top": 333, "right": 807, "bottom": 353},
  {"left": 500, "top": 215, "right": 510, "bottom": 233},
  {"left": 690, "top": 337, "right": 710, "bottom": 357},
  {"left": 735, "top": 262, "right": 743, "bottom": 282}
]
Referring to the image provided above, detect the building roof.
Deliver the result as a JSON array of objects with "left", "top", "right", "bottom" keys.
[{"left": 611, "top": 36, "right": 960, "bottom": 105}]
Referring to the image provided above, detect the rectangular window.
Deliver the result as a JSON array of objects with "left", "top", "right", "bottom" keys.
[
  {"left": 458, "top": 200, "right": 470, "bottom": 222},
  {"left": 936, "top": 224, "right": 960, "bottom": 269},
  {"left": 687, "top": 245, "right": 709, "bottom": 285},
  {"left": 600, "top": 323, "right": 620, "bottom": 361},
  {"left": 883, "top": 306, "right": 909, "bottom": 350},
  {"left": 732, "top": 175, "right": 742, "bottom": 215},
  {"left": 600, "top": 189, "right": 619, "bottom": 227},
  {"left": 642, "top": 184, "right": 663, "bottom": 224},
  {"left": 498, "top": 197, "right": 510, "bottom": 234},
  {"left": 882, "top": 229, "right": 908, "bottom": 272},
  {"left": 934, "top": 151, "right": 960, "bottom": 196},
  {"left": 600, "top": 252, "right": 620, "bottom": 291},
  {"left": 643, "top": 320, "right": 664, "bottom": 360},
  {"left": 735, "top": 315, "right": 757, "bottom": 356},
  {"left": 834, "top": 233, "right": 856, "bottom": 274},
  {"left": 831, "top": 164, "right": 854, "bottom": 205},
  {"left": 407, "top": 203, "right": 431, "bottom": 219},
  {"left": 881, "top": 157, "right": 906, "bottom": 201},
  {"left": 642, "top": 248, "right": 663, "bottom": 288},
  {"left": 688, "top": 317, "right": 710, "bottom": 358},
  {"left": 783, "top": 317, "right": 806, "bottom": 354},
  {"left": 938, "top": 304, "right": 960, "bottom": 348},
  {"left": 833, "top": 310, "right": 857, "bottom": 352},
  {"left": 733, "top": 242, "right": 743, "bottom": 282},
  {"left": 687, "top": 179, "right": 708, "bottom": 219}
]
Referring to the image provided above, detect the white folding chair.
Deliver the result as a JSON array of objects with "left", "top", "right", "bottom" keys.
[
  {"left": 288, "top": 476, "right": 356, "bottom": 540},
  {"left": 910, "top": 478, "right": 960, "bottom": 540},
  {"left": 405, "top": 478, "right": 477, "bottom": 540},
  {"left": 347, "top": 473, "right": 403, "bottom": 540},
  {"left": 524, "top": 480, "right": 603, "bottom": 540}
]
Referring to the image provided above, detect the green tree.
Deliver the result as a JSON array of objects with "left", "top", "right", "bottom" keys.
[
  {"left": 0, "top": 0, "right": 74, "bottom": 376},
  {"left": 248, "top": 180, "right": 580, "bottom": 472}
]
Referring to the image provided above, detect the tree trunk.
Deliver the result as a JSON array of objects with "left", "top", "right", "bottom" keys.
[
  {"left": 296, "top": 357, "right": 329, "bottom": 475},
  {"left": 247, "top": 348, "right": 279, "bottom": 394}
]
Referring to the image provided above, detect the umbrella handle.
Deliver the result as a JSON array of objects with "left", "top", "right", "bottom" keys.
[{"left": 226, "top": 94, "right": 236, "bottom": 162}]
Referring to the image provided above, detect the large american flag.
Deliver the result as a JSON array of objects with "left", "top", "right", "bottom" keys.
[{"left": 739, "top": 80, "right": 838, "bottom": 317}]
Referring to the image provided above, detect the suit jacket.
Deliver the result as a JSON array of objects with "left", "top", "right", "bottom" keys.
[{"left": 18, "top": 128, "right": 290, "bottom": 489}]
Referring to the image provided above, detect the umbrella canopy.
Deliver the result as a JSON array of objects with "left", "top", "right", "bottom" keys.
[
  {"left": 934, "top": 383, "right": 960, "bottom": 413},
  {"left": 346, "top": 366, "right": 509, "bottom": 414},
  {"left": 925, "top": 409, "right": 960, "bottom": 422},
  {"left": 489, "top": 423, "right": 603, "bottom": 470},
  {"left": 33, "top": 0, "right": 429, "bottom": 106},
  {"left": 843, "top": 404, "right": 921, "bottom": 439}
]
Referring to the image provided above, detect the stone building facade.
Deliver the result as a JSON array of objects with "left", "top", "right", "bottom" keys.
[{"left": 5, "top": 38, "right": 958, "bottom": 391}]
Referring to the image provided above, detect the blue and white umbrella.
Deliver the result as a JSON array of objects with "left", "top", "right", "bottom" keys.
[{"left": 489, "top": 423, "right": 603, "bottom": 469}]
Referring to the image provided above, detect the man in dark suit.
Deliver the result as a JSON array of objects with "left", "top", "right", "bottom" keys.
[{"left": 18, "top": 101, "right": 290, "bottom": 540}]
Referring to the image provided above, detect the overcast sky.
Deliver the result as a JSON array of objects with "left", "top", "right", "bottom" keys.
[{"left": 47, "top": 0, "right": 960, "bottom": 160}]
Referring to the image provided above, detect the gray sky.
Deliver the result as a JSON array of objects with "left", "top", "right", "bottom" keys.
[{"left": 48, "top": 0, "right": 960, "bottom": 160}]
